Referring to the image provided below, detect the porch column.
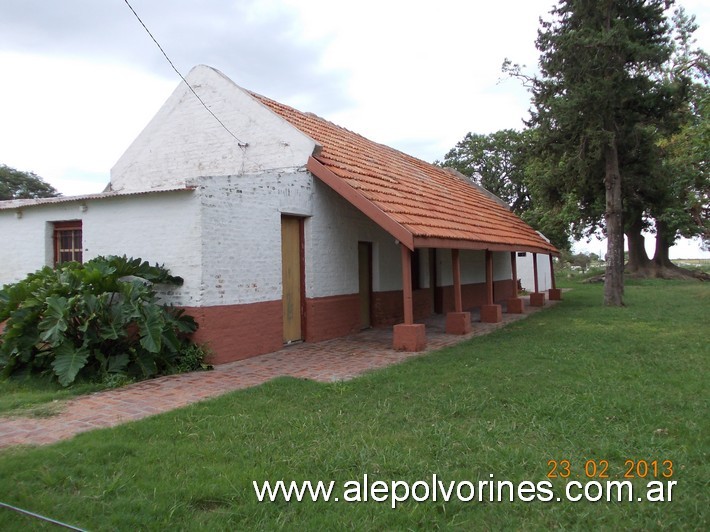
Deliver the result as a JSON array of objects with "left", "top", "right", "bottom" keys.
[
  {"left": 530, "top": 251, "right": 546, "bottom": 307},
  {"left": 507, "top": 251, "right": 524, "bottom": 314},
  {"left": 393, "top": 245, "right": 426, "bottom": 351},
  {"left": 481, "top": 250, "right": 502, "bottom": 323},
  {"left": 548, "top": 254, "right": 562, "bottom": 300},
  {"left": 453, "top": 249, "right": 463, "bottom": 312},
  {"left": 446, "top": 249, "right": 471, "bottom": 334},
  {"left": 402, "top": 244, "right": 414, "bottom": 325}
]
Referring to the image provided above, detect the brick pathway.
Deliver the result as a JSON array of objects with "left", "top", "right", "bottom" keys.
[{"left": 0, "top": 299, "right": 557, "bottom": 449}]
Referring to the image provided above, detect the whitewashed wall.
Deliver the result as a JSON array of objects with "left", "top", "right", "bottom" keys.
[
  {"left": 198, "top": 169, "right": 314, "bottom": 306},
  {"left": 1, "top": 205, "right": 61, "bottom": 285},
  {"left": 111, "top": 65, "right": 317, "bottom": 193},
  {"left": 436, "top": 249, "right": 512, "bottom": 286},
  {"left": 516, "top": 252, "right": 552, "bottom": 292},
  {"left": 0, "top": 192, "right": 202, "bottom": 305},
  {"left": 306, "top": 180, "right": 400, "bottom": 297}
]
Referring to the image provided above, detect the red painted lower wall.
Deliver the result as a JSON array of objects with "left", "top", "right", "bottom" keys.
[
  {"left": 305, "top": 294, "right": 361, "bottom": 342},
  {"left": 184, "top": 280, "right": 517, "bottom": 365},
  {"left": 439, "top": 279, "right": 516, "bottom": 313},
  {"left": 372, "top": 281, "right": 515, "bottom": 326},
  {"left": 186, "top": 295, "right": 363, "bottom": 364},
  {"left": 372, "top": 289, "right": 434, "bottom": 327},
  {"left": 185, "top": 300, "right": 282, "bottom": 365}
]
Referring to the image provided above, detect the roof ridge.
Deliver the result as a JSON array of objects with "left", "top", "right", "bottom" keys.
[
  {"left": 245, "top": 86, "right": 557, "bottom": 254},
  {"left": 248, "top": 90, "right": 445, "bottom": 172}
]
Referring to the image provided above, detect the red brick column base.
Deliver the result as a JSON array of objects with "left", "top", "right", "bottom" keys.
[
  {"left": 480, "top": 304, "right": 503, "bottom": 323},
  {"left": 507, "top": 298, "right": 525, "bottom": 314},
  {"left": 393, "top": 324, "right": 427, "bottom": 351},
  {"left": 530, "top": 292, "right": 546, "bottom": 307},
  {"left": 548, "top": 288, "right": 562, "bottom": 301},
  {"left": 445, "top": 312, "right": 472, "bottom": 335}
]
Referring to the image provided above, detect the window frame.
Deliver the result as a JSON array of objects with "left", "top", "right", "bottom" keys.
[{"left": 53, "top": 220, "right": 83, "bottom": 266}]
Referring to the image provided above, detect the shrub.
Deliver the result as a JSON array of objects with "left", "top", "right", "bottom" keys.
[{"left": 0, "top": 256, "right": 207, "bottom": 386}]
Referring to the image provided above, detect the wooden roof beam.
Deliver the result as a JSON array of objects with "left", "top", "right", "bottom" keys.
[{"left": 308, "top": 156, "right": 415, "bottom": 250}]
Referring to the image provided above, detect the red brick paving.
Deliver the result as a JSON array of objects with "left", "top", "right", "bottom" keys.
[{"left": 0, "top": 298, "right": 557, "bottom": 449}]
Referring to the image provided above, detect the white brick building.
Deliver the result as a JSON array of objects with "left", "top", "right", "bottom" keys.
[{"left": 0, "top": 66, "right": 560, "bottom": 363}]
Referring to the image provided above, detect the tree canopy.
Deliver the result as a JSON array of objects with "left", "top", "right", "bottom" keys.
[
  {"left": 439, "top": 129, "right": 532, "bottom": 214},
  {"left": 441, "top": 2, "right": 709, "bottom": 299},
  {"left": 0, "top": 164, "right": 59, "bottom": 200},
  {"left": 506, "top": 0, "right": 692, "bottom": 304},
  {"left": 438, "top": 129, "right": 572, "bottom": 251}
]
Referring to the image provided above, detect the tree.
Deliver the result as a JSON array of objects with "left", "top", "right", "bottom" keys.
[
  {"left": 438, "top": 129, "right": 532, "bottom": 214},
  {"left": 439, "top": 128, "right": 574, "bottom": 251},
  {"left": 571, "top": 252, "right": 592, "bottom": 273},
  {"left": 0, "top": 164, "right": 59, "bottom": 200},
  {"left": 624, "top": 8, "right": 709, "bottom": 276},
  {"left": 655, "top": 86, "right": 709, "bottom": 256},
  {"left": 511, "top": 0, "right": 678, "bottom": 305}
]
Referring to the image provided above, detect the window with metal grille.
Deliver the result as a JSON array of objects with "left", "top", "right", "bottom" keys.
[{"left": 53, "top": 221, "right": 83, "bottom": 265}]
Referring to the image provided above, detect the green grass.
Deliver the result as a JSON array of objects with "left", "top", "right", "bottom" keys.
[
  {"left": 0, "top": 376, "right": 105, "bottom": 417},
  {"left": 0, "top": 280, "right": 708, "bottom": 530},
  {"left": 674, "top": 258, "right": 710, "bottom": 275}
]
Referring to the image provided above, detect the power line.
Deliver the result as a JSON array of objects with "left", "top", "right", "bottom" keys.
[
  {"left": 0, "top": 502, "right": 86, "bottom": 531},
  {"left": 122, "top": 0, "right": 248, "bottom": 148}
]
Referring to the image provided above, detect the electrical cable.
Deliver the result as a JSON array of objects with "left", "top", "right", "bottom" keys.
[
  {"left": 122, "top": 0, "right": 248, "bottom": 148},
  {"left": 0, "top": 501, "right": 86, "bottom": 531}
]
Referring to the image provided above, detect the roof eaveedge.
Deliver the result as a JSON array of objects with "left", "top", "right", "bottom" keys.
[
  {"left": 0, "top": 186, "right": 196, "bottom": 211},
  {"left": 308, "top": 156, "right": 559, "bottom": 256},
  {"left": 307, "top": 156, "right": 415, "bottom": 250},
  {"left": 413, "top": 236, "right": 560, "bottom": 256}
]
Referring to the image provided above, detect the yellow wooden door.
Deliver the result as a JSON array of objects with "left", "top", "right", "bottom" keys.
[
  {"left": 358, "top": 242, "right": 372, "bottom": 329},
  {"left": 281, "top": 217, "right": 302, "bottom": 343}
]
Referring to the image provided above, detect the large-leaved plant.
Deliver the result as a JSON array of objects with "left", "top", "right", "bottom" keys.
[{"left": 0, "top": 256, "right": 204, "bottom": 386}]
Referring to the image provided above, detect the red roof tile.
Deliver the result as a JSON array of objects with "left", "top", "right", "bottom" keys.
[{"left": 251, "top": 93, "right": 558, "bottom": 255}]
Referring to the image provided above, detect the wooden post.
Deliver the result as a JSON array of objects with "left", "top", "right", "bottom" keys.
[
  {"left": 481, "top": 250, "right": 502, "bottom": 323},
  {"left": 401, "top": 244, "right": 414, "bottom": 325},
  {"left": 507, "top": 251, "right": 524, "bottom": 313},
  {"left": 445, "top": 248, "right": 471, "bottom": 335},
  {"left": 485, "top": 250, "right": 494, "bottom": 305},
  {"left": 393, "top": 244, "right": 426, "bottom": 350},
  {"left": 452, "top": 249, "right": 463, "bottom": 313},
  {"left": 530, "top": 252, "right": 546, "bottom": 306},
  {"left": 548, "top": 254, "right": 562, "bottom": 300}
]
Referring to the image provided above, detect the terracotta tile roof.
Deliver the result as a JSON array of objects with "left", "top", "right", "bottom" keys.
[{"left": 251, "top": 93, "right": 558, "bottom": 255}]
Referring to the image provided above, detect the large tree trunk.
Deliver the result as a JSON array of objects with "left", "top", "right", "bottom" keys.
[
  {"left": 616, "top": 218, "right": 709, "bottom": 280},
  {"left": 604, "top": 137, "right": 625, "bottom": 306},
  {"left": 625, "top": 213, "right": 652, "bottom": 275},
  {"left": 653, "top": 219, "right": 675, "bottom": 269}
]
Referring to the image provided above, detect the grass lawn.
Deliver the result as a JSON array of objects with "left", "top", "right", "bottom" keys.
[
  {"left": 0, "top": 280, "right": 707, "bottom": 530},
  {"left": 0, "top": 376, "right": 105, "bottom": 418}
]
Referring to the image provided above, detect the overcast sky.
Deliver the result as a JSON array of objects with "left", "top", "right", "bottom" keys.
[{"left": 1, "top": 0, "right": 708, "bottom": 257}]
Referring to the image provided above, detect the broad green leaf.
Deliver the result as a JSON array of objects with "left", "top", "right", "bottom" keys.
[
  {"left": 133, "top": 351, "right": 157, "bottom": 378},
  {"left": 169, "top": 309, "right": 198, "bottom": 334},
  {"left": 51, "top": 342, "right": 90, "bottom": 387},
  {"left": 107, "top": 353, "right": 130, "bottom": 374},
  {"left": 0, "top": 254, "right": 198, "bottom": 385},
  {"left": 38, "top": 296, "right": 69, "bottom": 344},
  {"left": 139, "top": 306, "right": 163, "bottom": 354}
]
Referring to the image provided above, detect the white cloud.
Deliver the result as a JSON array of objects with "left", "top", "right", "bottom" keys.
[{"left": 0, "top": 52, "right": 175, "bottom": 195}]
